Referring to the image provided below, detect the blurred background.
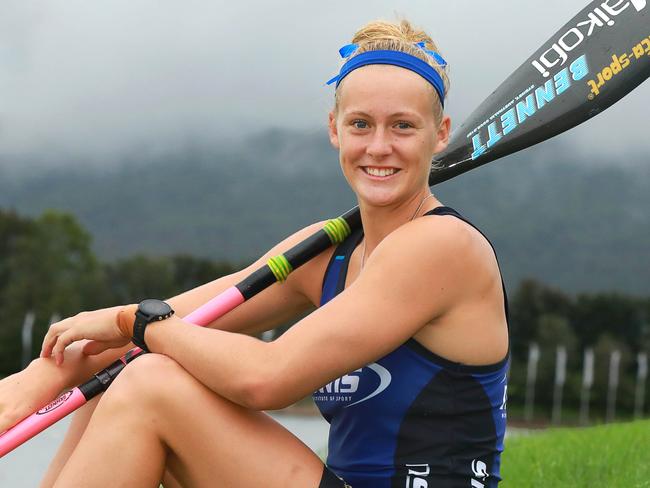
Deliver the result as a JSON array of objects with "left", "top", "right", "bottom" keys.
[{"left": 0, "top": 0, "right": 649, "bottom": 470}]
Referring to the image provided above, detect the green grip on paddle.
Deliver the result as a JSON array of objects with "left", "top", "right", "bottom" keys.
[
  {"left": 323, "top": 217, "right": 352, "bottom": 244},
  {"left": 267, "top": 255, "right": 293, "bottom": 283},
  {"left": 266, "top": 218, "right": 351, "bottom": 283}
]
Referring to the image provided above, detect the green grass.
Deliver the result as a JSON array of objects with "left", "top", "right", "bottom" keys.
[{"left": 501, "top": 420, "right": 650, "bottom": 487}]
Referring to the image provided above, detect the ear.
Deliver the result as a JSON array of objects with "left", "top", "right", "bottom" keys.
[
  {"left": 433, "top": 115, "right": 451, "bottom": 154},
  {"left": 328, "top": 111, "right": 340, "bottom": 149}
]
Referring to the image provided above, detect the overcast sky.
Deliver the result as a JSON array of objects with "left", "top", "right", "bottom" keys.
[{"left": 0, "top": 0, "right": 648, "bottom": 167}]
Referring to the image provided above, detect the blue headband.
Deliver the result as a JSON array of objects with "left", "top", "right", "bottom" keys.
[{"left": 326, "top": 42, "right": 447, "bottom": 107}]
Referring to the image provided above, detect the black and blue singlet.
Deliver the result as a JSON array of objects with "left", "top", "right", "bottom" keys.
[{"left": 313, "top": 206, "right": 509, "bottom": 488}]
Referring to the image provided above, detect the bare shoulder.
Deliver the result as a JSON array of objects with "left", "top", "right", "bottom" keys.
[
  {"left": 375, "top": 211, "right": 496, "bottom": 272},
  {"left": 367, "top": 211, "right": 500, "bottom": 307},
  {"left": 422, "top": 212, "right": 498, "bottom": 266},
  {"left": 362, "top": 211, "right": 506, "bottom": 362}
]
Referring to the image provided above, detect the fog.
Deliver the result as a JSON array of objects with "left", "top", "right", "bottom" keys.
[{"left": 0, "top": 0, "right": 647, "bottom": 167}]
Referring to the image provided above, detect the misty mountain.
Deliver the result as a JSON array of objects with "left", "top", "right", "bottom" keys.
[{"left": 1, "top": 129, "right": 649, "bottom": 295}]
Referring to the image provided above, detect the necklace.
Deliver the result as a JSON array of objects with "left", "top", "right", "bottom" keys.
[{"left": 360, "top": 193, "right": 435, "bottom": 269}]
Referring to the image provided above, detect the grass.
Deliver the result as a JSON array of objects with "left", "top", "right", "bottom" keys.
[{"left": 501, "top": 419, "right": 650, "bottom": 487}]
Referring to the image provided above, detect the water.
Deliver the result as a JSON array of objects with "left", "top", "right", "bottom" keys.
[{"left": 0, "top": 413, "right": 330, "bottom": 487}]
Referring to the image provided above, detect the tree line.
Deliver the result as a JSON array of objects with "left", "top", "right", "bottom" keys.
[
  {"left": 1, "top": 208, "right": 648, "bottom": 419},
  {"left": 508, "top": 279, "right": 649, "bottom": 419},
  {"left": 3, "top": 137, "right": 649, "bottom": 295},
  {"left": 0, "top": 208, "right": 236, "bottom": 374}
]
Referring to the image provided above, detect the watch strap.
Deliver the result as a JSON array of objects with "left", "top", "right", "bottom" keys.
[
  {"left": 132, "top": 310, "right": 150, "bottom": 352},
  {"left": 131, "top": 300, "right": 175, "bottom": 352}
]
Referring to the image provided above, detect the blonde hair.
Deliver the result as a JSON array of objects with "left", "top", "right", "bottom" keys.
[{"left": 333, "top": 19, "right": 450, "bottom": 124}]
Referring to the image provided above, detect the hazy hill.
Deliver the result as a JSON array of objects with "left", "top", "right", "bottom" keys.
[{"left": 1, "top": 130, "right": 649, "bottom": 295}]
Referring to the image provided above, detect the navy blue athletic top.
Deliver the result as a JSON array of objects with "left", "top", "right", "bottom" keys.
[{"left": 313, "top": 206, "right": 509, "bottom": 488}]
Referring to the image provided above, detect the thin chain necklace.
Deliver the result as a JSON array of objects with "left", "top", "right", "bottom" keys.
[{"left": 360, "top": 193, "right": 435, "bottom": 269}]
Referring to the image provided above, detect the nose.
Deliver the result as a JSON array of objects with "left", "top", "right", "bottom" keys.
[{"left": 366, "top": 127, "right": 392, "bottom": 159}]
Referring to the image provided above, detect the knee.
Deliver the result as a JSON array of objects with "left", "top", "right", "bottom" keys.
[{"left": 103, "top": 354, "right": 186, "bottom": 408}]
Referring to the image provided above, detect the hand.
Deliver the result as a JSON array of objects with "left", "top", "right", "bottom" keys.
[
  {"left": 0, "top": 360, "right": 66, "bottom": 433},
  {"left": 40, "top": 306, "right": 136, "bottom": 366}
]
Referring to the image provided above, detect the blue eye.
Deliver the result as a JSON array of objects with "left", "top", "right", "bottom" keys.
[
  {"left": 352, "top": 120, "right": 368, "bottom": 129},
  {"left": 396, "top": 121, "right": 413, "bottom": 130}
]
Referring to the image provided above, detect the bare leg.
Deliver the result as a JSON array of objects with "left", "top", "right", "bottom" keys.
[
  {"left": 53, "top": 354, "right": 325, "bottom": 487},
  {"left": 41, "top": 395, "right": 182, "bottom": 488},
  {"left": 41, "top": 396, "right": 102, "bottom": 487}
]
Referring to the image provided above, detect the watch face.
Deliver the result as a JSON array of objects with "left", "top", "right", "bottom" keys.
[{"left": 139, "top": 299, "right": 172, "bottom": 317}]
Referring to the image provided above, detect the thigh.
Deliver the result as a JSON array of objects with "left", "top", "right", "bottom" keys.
[
  {"left": 41, "top": 394, "right": 182, "bottom": 488},
  {"left": 41, "top": 395, "right": 102, "bottom": 487},
  {"left": 114, "top": 354, "right": 326, "bottom": 488}
]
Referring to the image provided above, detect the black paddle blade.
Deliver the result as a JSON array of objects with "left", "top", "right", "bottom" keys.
[{"left": 430, "top": 0, "right": 649, "bottom": 185}]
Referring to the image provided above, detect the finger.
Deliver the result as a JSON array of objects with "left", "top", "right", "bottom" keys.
[
  {"left": 40, "top": 319, "right": 69, "bottom": 358},
  {"left": 40, "top": 326, "right": 62, "bottom": 359},
  {"left": 41, "top": 330, "right": 64, "bottom": 359},
  {"left": 51, "top": 329, "right": 85, "bottom": 366}
]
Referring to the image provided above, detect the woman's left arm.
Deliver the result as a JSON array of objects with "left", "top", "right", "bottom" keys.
[{"left": 144, "top": 217, "right": 480, "bottom": 409}]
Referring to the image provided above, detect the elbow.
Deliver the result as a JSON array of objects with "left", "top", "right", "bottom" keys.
[
  {"left": 236, "top": 358, "right": 296, "bottom": 411},
  {"left": 239, "top": 384, "right": 292, "bottom": 411}
]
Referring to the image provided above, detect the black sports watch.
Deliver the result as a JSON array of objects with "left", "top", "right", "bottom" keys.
[{"left": 132, "top": 299, "right": 175, "bottom": 352}]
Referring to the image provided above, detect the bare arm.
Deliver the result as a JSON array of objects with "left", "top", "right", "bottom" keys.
[
  {"left": 34, "top": 223, "right": 322, "bottom": 396},
  {"left": 144, "top": 216, "right": 493, "bottom": 409}
]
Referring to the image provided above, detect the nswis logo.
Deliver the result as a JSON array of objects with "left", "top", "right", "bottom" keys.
[
  {"left": 532, "top": 0, "right": 647, "bottom": 77},
  {"left": 315, "top": 363, "right": 391, "bottom": 407}
]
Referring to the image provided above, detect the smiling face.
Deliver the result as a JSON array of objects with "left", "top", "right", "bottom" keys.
[{"left": 328, "top": 64, "right": 450, "bottom": 210}]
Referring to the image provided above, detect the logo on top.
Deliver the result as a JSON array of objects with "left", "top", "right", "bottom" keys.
[
  {"left": 532, "top": 0, "right": 647, "bottom": 78},
  {"left": 316, "top": 362, "right": 392, "bottom": 407}
]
